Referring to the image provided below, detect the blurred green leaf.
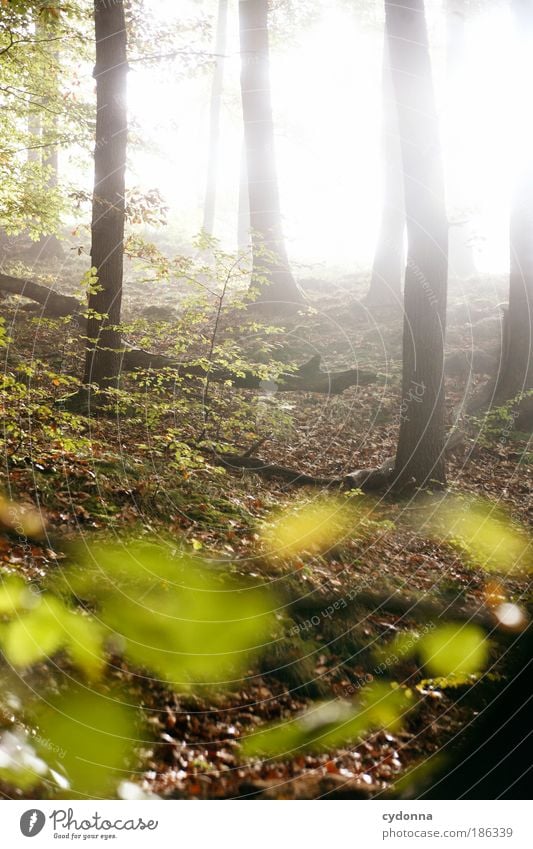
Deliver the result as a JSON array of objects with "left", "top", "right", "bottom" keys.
[
  {"left": 260, "top": 497, "right": 358, "bottom": 558},
  {"left": 55, "top": 542, "right": 274, "bottom": 685},
  {"left": 3, "top": 596, "right": 67, "bottom": 667},
  {"left": 422, "top": 496, "right": 530, "bottom": 574},
  {"left": 61, "top": 611, "right": 105, "bottom": 680},
  {"left": 242, "top": 684, "right": 412, "bottom": 757},
  {"left": 1, "top": 594, "right": 104, "bottom": 677},
  {"left": 0, "top": 576, "right": 37, "bottom": 616},
  {"left": 419, "top": 624, "right": 488, "bottom": 677},
  {"left": 31, "top": 685, "right": 139, "bottom": 798}
]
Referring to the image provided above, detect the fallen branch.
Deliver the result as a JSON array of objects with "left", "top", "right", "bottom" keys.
[
  {"left": 215, "top": 453, "right": 395, "bottom": 492},
  {"left": 216, "top": 437, "right": 471, "bottom": 492},
  {"left": 0, "top": 272, "right": 82, "bottom": 318},
  {"left": 0, "top": 273, "right": 376, "bottom": 394},
  {"left": 121, "top": 349, "right": 376, "bottom": 394}
]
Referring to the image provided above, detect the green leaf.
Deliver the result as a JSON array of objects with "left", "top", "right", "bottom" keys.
[
  {"left": 243, "top": 684, "right": 411, "bottom": 757},
  {"left": 419, "top": 624, "right": 488, "bottom": 677},
  {"left": 422, "top": 496, "right": 530, "bottom": 574},
  {"left": 3, "top": 596, "right": 66, "bottom": 667},
  {"left": 32, "top": 685, "right": 139, "bottom": 798},
  {"left": 55, "top": 542, "right": 275, "bottom": 686},
  {"left": 1, "top": 594, "right": 104, "bottom": 677},
  {"left": 0, "top": 577, "right": 37, "bottom": 616}
]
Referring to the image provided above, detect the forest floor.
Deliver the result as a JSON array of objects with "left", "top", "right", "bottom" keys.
[{"left": 0, "top": 270, "right": 531, "bottom": 799}]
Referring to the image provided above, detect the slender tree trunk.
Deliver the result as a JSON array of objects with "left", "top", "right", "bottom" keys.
[
  {"left": 366, "top": 30, "right": 405, "bottom": 306},
  {"left": 446, "top": 0, "right": 475, "bottom": 280},
  {"left": 494, "top": 0, "right": 533, "bottom": 407},
  {"left": 23, "top": 13, "right": 63, "bottom": 259},
  {"left": 237, "top": 137, "right": 250, "bottom": 253},
  {"left": 27, "top": 112, "right": 41, "bottom": 164},
  {"left": 27, "top": 17, "right": 42, "bottom": 165},
  {"left": 387, "top": 0, "right": 449, "bottom": 488},
  {"left": 202, "top": 0, "right": 228, "bottom": 237},
  {"left": 83, "top": 0, "right": 128, "bottom": 391},
  {"left": 239, "top": 0, "right": 302, "bottom": 306},
  {"left": 40, "top": 18, "right": 64, "bottom": 259}
]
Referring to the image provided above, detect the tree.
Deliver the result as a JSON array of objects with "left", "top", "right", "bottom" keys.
[
  {"left": 366, "top": 25, "right": 405, "bottom": 307},
  {"left": 387, "top": 0, "right": 449, "bottom": 488},
  {"left": 0, "top": 1, "right": 73, "bottom": 247},
  {"left": 446, "top": 0, "right": 475, "bottom": 280},
  {"left": 239, "top": 0, "right": 302, "bottom": 307},
  {"left": 83, "top": 0, "right": 128, "bottom": 394},
  {"left": 28, "top": 8, "right": 64, "bottom": 260},
  {"left": 237, "top": 137, "right": 250, "bottom": 253},
  {"left": 202, "top": 0, "right": 228, "bottom": 237},
  {"left": 494, "top": 0, "right": 533, "bottom": 416}
]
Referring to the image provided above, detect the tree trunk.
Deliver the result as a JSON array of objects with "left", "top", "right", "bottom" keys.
[
  {"left": 27, "top": 112, "right": 41, "bottom": 164},
  {"left": 39, "top": 16, "right": 64, "bottom": 260},
  {"left": 237, "top": 137, "right": 250, "bottom": 253},
  {"left": 366, "top": 29, "right": 405, "bottom": 307},
  {"left": 239, "top": 0, "right": 302, "bottom": 307},
  {"left": 202, "top": 0, "right": 228, "bottom": 237},
  {"left": 446, "top": 1, "right": 475, "bottom": 280},
  {"left": 387, "top": 0, "right": 449, "bottom": 488},
  {"left": 83, "top": 0, "right": 128, "bottom": 391},
  {"left": 494, "top": 0, "right": 533, "bottom": 404},
  {"left": 27, "top": 14, "right": 42, "bottom": 166},
  {"left": 24, "top": 12, "right": 62, "bottom": 259}
]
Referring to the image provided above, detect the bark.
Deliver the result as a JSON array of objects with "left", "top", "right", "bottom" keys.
[
  {"left": 27, "top": 111, "right": 41, "bottom": 164},
  {"left": 202, "top": 0, "right": 228, "bottom": 236},
  {"left": 0, "top": 273, "right": 81, "bottom": 317},
  {"left": 21, "top": 13, "right": 63, "bottom": 259},
  {"left": 38, "top": 15, "right": 64, "bottom": 260},
  {"left": 237, "top": 138, "right": 250, "bottom": 253},
  {"left": 27, "top": 15, "right": 43, "bottom": 164},
  {"left": 83, "top": 0, "right": 128, "bottom": 390},
  {"left": 494, "top": 0, "right": 533, "bottom": 403},
  {"left": 39, "top": 19, "right": 65, "bottom": 259},
  {"left": 215, "top": 453, "right": 395, "bottom": 492},
  {"left": 446, "top": 2, "right": 475, "bottom": 279},
  {"left": 239, "top": 0, "right": 302, "bottom": 306},
  {"left": 366, "top": 28, "right": 405, "bottom": 306},
  {"left": 386, "top": 0, "right": 449, "bottom": 488}
]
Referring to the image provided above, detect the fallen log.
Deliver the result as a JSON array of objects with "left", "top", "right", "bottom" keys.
[
  {"left": 121, "top": 349, "right": 376, "bottom": 394},
  {"left": 215, "top": 453, "right": 395, "bottom": 492},
  {"left": 215, "top": 453, "right": 333, "bottom": 486},
  {"left": 216, "top": 436, "right": 468, "bottom": 492},
  {"left": 0, "top": 272, "right": 82, "bottom": 318},
  {"left": 0, "top": 273, "right": 376, "bottom": 395}
]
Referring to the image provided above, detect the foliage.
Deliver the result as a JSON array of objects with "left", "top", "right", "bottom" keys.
[
  {"left": 418, "top": 624, "right": 489, "bottom": 678},
  {"left": 260, "top": 495, "right": 370, "bottom": 559},
  {"left": 0, "top": 534, "right": 274, "bottom": 796},
  {"left": 0, "top": 0, "right": 91, "bottom": 238},
  {"left": 0, "top": 359, "right": 88, "bottom": 461},
  {"left": 243, "top": 683, "right": 412, "bottom": 757},
  {"left": 419, "top": 494, "right": 531, "bottom": 574}
]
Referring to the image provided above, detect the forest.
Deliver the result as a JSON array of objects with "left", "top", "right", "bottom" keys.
[{"left": 0, "top": 0, "right": 531, "bottom": 805}]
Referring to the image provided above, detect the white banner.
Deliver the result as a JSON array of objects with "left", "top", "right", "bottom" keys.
[{"left": 1, "top": 800, "right": 529, "bottom": 848}]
